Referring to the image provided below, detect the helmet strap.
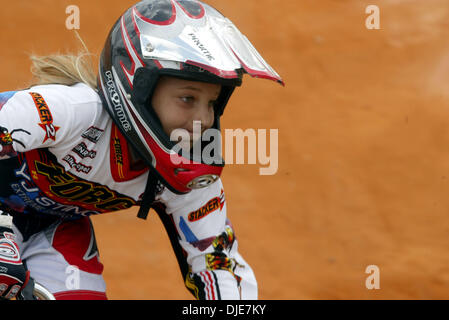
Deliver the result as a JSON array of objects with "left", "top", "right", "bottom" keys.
[{"left": 137, "top": 169, "right": 160, "bottom": 220}]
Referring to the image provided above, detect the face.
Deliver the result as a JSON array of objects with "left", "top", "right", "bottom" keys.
[{"left": 151, "top": 76, "right": 221, "bottom": 149}]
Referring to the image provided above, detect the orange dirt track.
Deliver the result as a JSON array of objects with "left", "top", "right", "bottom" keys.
[{"left": 1, "top": 0, "right": 449, "bottom": 300}]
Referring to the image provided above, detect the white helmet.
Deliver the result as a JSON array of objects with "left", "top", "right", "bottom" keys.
[{"left": 98, "top": 0, "right": 283, "bottom": 195}]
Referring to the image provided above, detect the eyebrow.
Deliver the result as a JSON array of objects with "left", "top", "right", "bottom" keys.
[
  {"left": 179, "top": 86, "right": 220, "bottom": 98},
  {"left": 180, "top": 86, "right": 202, "bottom": 91}
]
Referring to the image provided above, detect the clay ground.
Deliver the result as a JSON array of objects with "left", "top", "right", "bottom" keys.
[{"left": 2, "top": 0, "right": 449, "bottom": 299}]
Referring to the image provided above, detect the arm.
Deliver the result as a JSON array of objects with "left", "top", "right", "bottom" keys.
[
  {"left": 0, "top": 85, "right": 99, "bottom": 160},
  {"left": 0, "top": 90, "right": 61, "bottom": 158},
  {"left": 155, "top": 178, "right": 257, "bottom": 300}
]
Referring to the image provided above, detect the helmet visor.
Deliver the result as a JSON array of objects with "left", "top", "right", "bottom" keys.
[{"left": 136, "top": 1, "right": 284, "bottom": 84}]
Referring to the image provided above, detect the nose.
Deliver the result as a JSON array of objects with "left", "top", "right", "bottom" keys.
[{"left": 194, "top": 102, "right": 214, "bottom": 131}]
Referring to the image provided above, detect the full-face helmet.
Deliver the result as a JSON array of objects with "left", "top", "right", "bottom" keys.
[{"left": 98, "top": 0, "right": 283, "bottom": 194}]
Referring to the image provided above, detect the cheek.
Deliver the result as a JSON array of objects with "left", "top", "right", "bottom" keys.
[{"left": 156, "top": 104, "right": 188, "bottom": 134}]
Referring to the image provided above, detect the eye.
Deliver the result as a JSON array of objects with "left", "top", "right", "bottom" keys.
[{"left": 180, "top": 96, "right": 194, "bottom": 104}]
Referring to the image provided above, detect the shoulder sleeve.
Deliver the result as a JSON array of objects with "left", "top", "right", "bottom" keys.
[
  {"left": 0, "top": 85, "right": 99, "bottom": 156},
  {"left": 157, "top": 179, "right": 258, "bottom": 300}
]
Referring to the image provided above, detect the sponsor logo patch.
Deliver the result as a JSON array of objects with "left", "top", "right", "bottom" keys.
[
  {"left": 62, "top": 154, "right": 92, "bottom": 174},
  {"left": 81, "top": 126, "right": 104, "bottom": 143},
  {"left": 104, "top": 71, "right": 132, "bottom": 132},
  {"left": 112, "top": 138, "right": 123, "bottom": 165},
  {"left": 188, "top": 189, "right": 225, "bottom": 222},
  {"left": 27, "top": 149, "right": 137, "bottom": 212},
  {"left": 29, "top": 92, "right": 60, "bottom": 143},
  {"left": 0, "top": 126, "right": 30, "bottom": 158},
  {"left": 72, "top": 142, "right": 97, "bottom": 159}
]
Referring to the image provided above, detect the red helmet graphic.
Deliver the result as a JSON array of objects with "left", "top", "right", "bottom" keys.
[{"left": 98, "top": 0, "right": 283, "bottom": 194}]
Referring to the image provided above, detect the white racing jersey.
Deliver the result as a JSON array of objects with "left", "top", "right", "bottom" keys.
[{"left": 0, "top": 83, "right": 257, "bottom": 299}]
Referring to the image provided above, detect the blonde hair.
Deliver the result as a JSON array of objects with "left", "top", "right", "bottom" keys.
[{"left": 29, "top": 32, "right": 97, "bottom": 90}]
